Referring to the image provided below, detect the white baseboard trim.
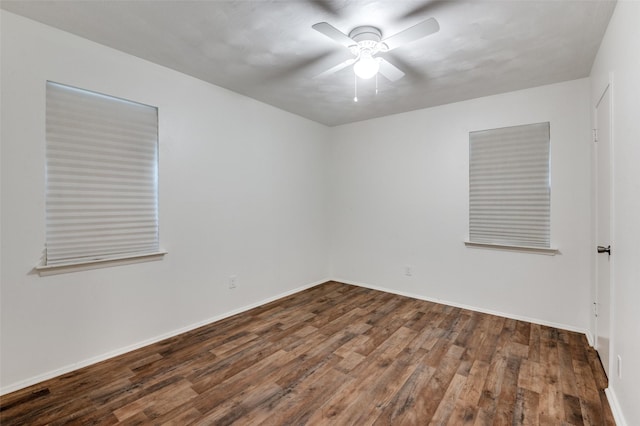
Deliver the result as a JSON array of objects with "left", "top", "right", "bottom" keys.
[
  {"left": 605, "top": 387, "right": 627, "bottom": 426},
  {"left": 584, "top": 329, "right": 595, "bottom": 347},
  {"left": 0, "top": 278, "right": 329, "bottom": 396},
  {"left": 334, "top": 278, "right": 591, "bottom": 339}
]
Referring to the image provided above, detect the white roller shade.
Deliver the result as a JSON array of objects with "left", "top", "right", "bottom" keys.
[
  {"left": 469, "top": 122, "right": 550, "bottom": 248},
  {"left": 45, "top": 82, "right": 159, "bottom": 266}
]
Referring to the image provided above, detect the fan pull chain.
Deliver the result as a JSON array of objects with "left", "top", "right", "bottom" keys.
[
  {"left": 354, "top": 74, "right": 358, "bottom": 102},
  {"left": 375, "top": 74, "right": 379, "bottom": 95}
]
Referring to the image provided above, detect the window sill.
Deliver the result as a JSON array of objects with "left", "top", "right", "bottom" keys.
[
  {"left": 35, "top": 251, "right": 167, "bottom": 276},
  {"left": 464, "top": 241, "right": 558, "bottom": 256}
]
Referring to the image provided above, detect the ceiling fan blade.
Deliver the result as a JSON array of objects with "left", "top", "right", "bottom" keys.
[
  {"left": 309, "top": 0, "right": 343, "bottom": 17},
  {"left": 262, "top": 51, "right": 336, "bottom": 83},
  {"left": 382, "top": 17, "right": 440, "bottom": 51},
  {"left": 312, "top": 22, "right": 357, "bottom": 48},
  {"left": 314, "top": 58, "right": 356, "bottom": 79},
  {"left": 398, "top": 0, "right": 448, "bottom": 20},
  {"left": 378, "top": 58, "right": 405, "bottom": 82}
]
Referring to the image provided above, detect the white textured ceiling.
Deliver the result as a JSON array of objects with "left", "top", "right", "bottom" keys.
[{"left": 1, "top": 0, "right": 616, "bottom": 126}]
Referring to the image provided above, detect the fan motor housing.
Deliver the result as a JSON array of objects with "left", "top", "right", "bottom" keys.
[
  {"left": 348, "top": 25, "right": 384, "bottom": 55},
  {"left": 348, "top": 26, "right": 382, "bottom": 43}
]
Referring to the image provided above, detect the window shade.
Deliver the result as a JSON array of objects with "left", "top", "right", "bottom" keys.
[
  {"left": 45, "top": 82, "right": 159, "bottom": 266},
  {"left": 469, "top": 122, "right": 550, "bottom": 248}
]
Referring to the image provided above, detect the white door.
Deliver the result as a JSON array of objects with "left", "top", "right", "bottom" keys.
[{"left": 595, "top": 85, "right": 611, "bottom": 377}]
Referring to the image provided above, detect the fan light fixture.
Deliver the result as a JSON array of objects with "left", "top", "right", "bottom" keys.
[
  {"left": 353, "top": 51, "right": 379, "bottom": 79},
  {"left": 312, "top": 19, "right": 440, "bottom": 101}
]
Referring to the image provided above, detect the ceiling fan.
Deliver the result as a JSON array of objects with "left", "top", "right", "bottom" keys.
[{"left": 312, "top": 18, "right": 440, "bottom": 82}]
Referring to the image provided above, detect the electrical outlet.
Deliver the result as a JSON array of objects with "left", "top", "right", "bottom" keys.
[
  {"left": 228, "top": 275, "right": 237, "bottom": 289},
  {"left": 617, "top": 355, "right": 622, "bottom": 378},
  {"left": 404, "top": 266, "right": 413, "bottom": 277}
]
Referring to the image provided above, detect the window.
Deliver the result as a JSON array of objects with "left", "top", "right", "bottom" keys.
[
  {"left": 44, "top": 81, "right": 160, "bottom": 268},
  {"left": 468, "top": 122, "right": 552, "bottom": 251}
]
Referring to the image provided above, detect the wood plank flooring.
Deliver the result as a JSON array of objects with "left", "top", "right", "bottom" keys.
[{"left": 0, "top": 281, "right": 614, "bottom": 425}]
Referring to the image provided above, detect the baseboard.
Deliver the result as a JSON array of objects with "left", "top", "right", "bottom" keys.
[
  {"left": 0, "top": 278, "right": 330, "bottom": 396},
  {"left": 1, "top": 277, "right": 595, "bottom": 396},
  {"left": 584, "top": 329, "right": 595, "bottom": 347},
  {"left": 605, "top": 387, "right": 627, "bottom": 426},
  {"left": 334, "top": 278, "right": 591, "bottom": 339}
]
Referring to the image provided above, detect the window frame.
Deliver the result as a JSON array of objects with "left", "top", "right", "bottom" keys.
[
  {"left": 37, "top": 81, "right": 165, "bottom": 275},
  {"left": 465, "top": 122, "right": 558, "bottom": 255}
]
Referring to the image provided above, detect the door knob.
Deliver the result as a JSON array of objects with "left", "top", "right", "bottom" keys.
[{"left": 597, "top": 245, "right": 611, "bottom": 255}]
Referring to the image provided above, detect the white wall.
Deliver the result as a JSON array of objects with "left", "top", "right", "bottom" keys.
[
  {"left": 0, "top": 11, "right": 330, "bottom": 392},
  {"left": 2, "top": 7, "right": 625, "bottom": 413},
  {"left": 590, "top": 2, "right": 640, "bottom": 425},
  {"left": 329, "top": 79, "right": 592, "bottom": 332}
]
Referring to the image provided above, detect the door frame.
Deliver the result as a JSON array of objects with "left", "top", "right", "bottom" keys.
[{"left": 593, "top": 76, "right": 614, "bottom": 377}]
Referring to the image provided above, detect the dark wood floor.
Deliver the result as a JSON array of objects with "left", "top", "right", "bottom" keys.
[{"left": 1, "top": 281, "right": 613, "bottom": 425}]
